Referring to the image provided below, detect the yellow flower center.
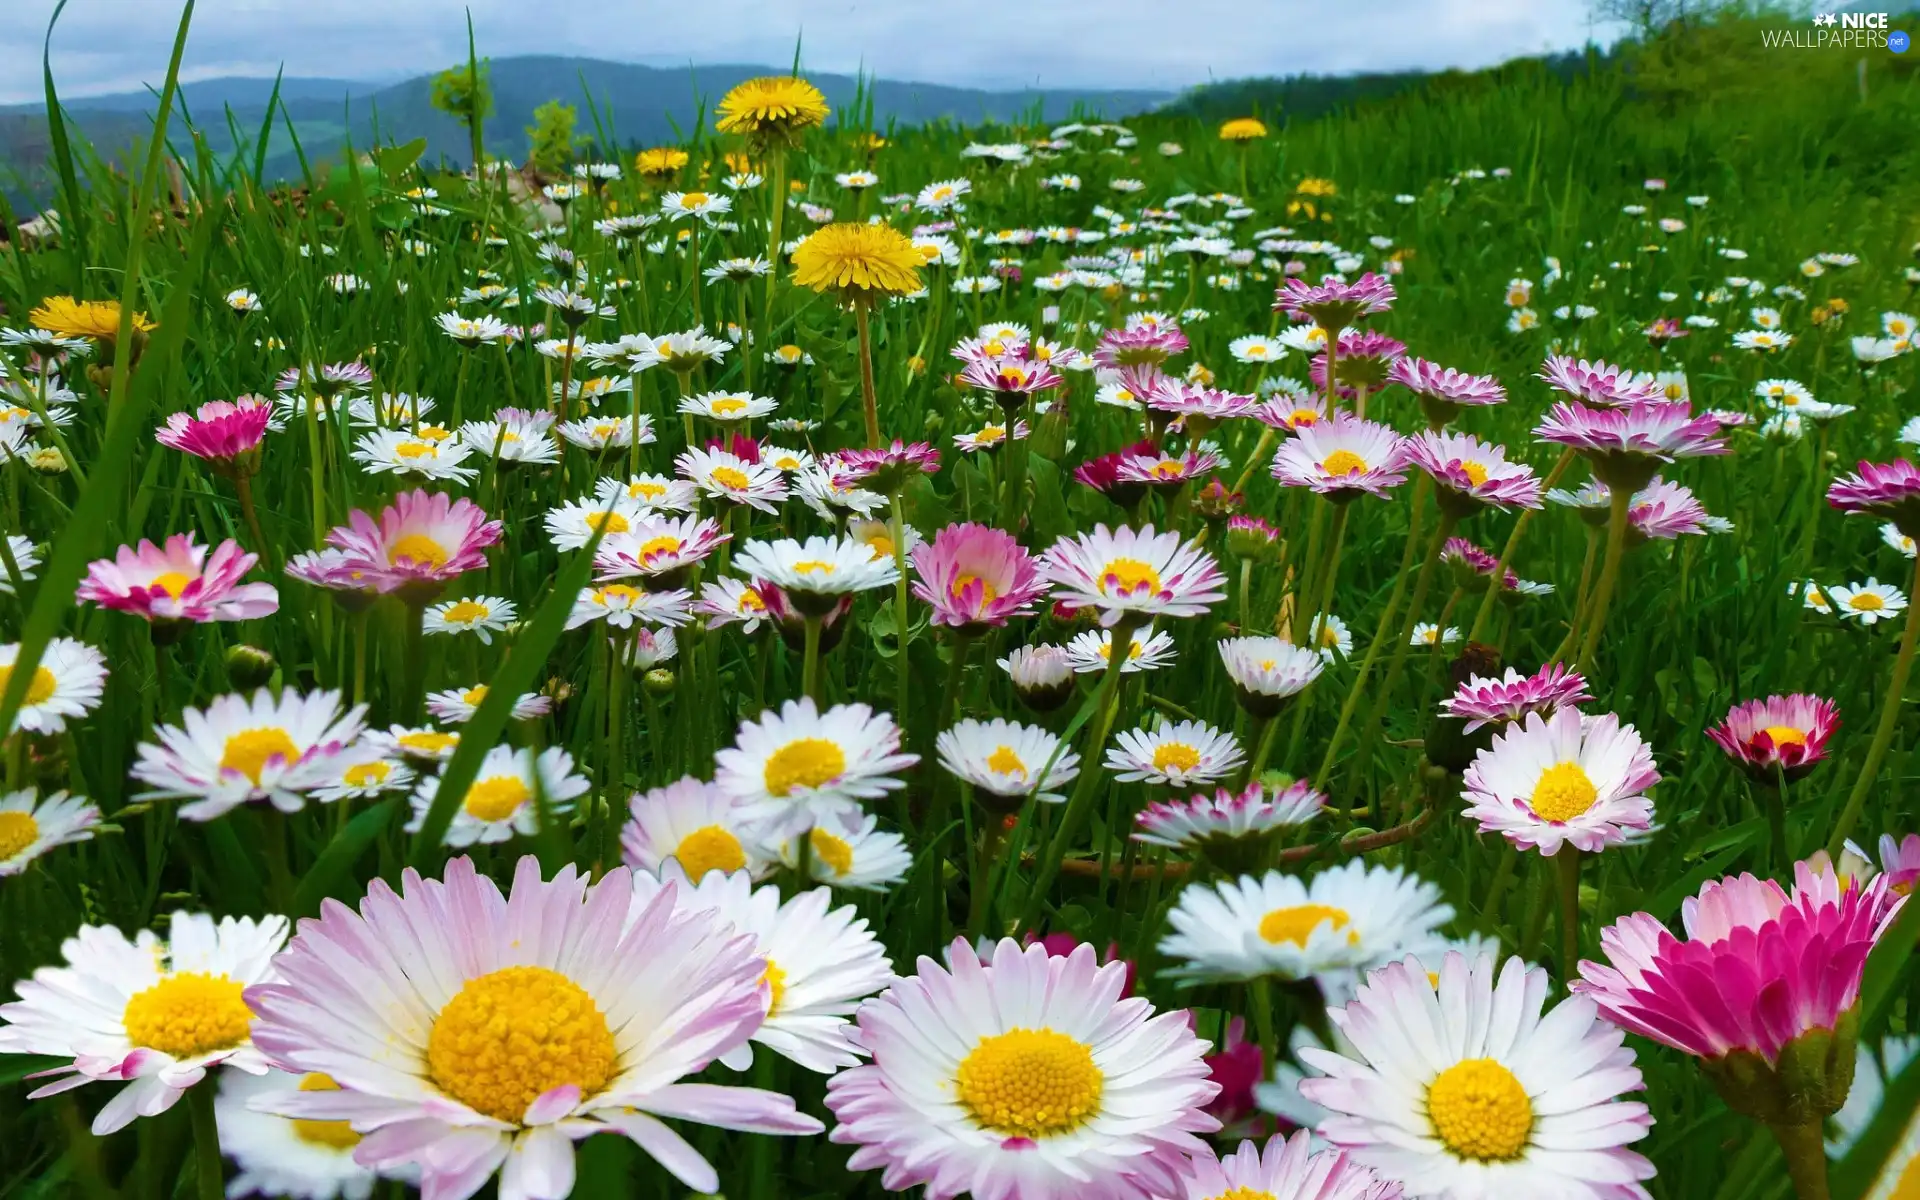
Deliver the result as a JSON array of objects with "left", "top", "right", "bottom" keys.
[
  {"left": 791, "top": 560, "right": 835, "bottom": 576},
  {"left": 1460, "top": 461, "right": 1490, "bottom": 487},
  {"left": 395, "top": 441, "right": 436, "bottom": 459},
  {"left": 442, "top": 600, "right": 491, "bottom": 624},
  {"left": 342, "top": 761, "right": 391, "bottom": 788},
  {"left": 0, "top": 665, "right": 58, "bottom": 707},
  {"left": 809, "top": 826, "right": 855, "bottom": 876},
  {"left": 399, "top": 731, "right": 458, "bottom": 755},
  {"left": 1258, "top": 903, "right": 1352, "bottom": 947},
  {"left": 711, "top": 466, "right": 753, "bottom": 490},
  {"left": 987, "top": 745, "right": 1029, "bottom": 778},
  {"left": 956, "top": 1027, "right": 1104, "bottom": 1139},
  {"left": 1531, "top": 761, "right": 1600, "bottom": 822},
  {"left": 760, "top": 960, "right": 787, "bottom": 1015},
  {"left": 290, "top": 1074, "right": 360, "bottom": 1150},
  {"left": 739, "top": 588, "right": 767, "bottom": 613},
  {"left": 1850, "top": 592, "right": 1886, "bottom": 612},
  {"left": 951, "top": 573, "right": 998, "bottom": 603},
  {"left": 1321, "top": 449, "right": 1368, "bottom": 477},
  {"left": 710, "top": 398, "right": 749, "bottom": 416},
  {"left": 630, "top": 481, "right": 667, "bottom": 500},
  {"left": 1291, "top": 409, "right": 1319, "bottom": 427},
  {"left": 1426, "top": 1058, "right": 1534, "bottom": 1162},
  {"left": 863, "top": 534, "right": 896, "bottom": 560},
  {"left": 638, "top": 535, "right": 684, "bottom": 560},
  {"left": 420, "top": 425, "right": 452, "bottom": 441},
  {"left": 0, "top": 810, "right": 41, "bottom": 861},
  {"left": 463, "top": 774, "right": 531, "bottom": 822},
  {"left": 389, "top": 534, "right": 449, "bottom": 569},
  {"left": 150, "top": 571, "right": 194, "bottom": 599},
  {"left": 595, "top": 584, "right": 641, "bottom": 607},
  {"left": 1099, "top": 557, "right": 1161, "bottom": 596},
  {"left": 674, "top": 825, "right": 747, "bottom": 879},
  {"left": 680, "top": 192, "right": 709, "bottom": 208},
  {"left": 586, "top": 511, "right": 631, "bottom": 534},
  {"left": 1149, "top": 459, "right": 1186, "bottom": 479},
  {"left": 1761, "top": 725, "right": 1808, "bottom": 748},
  {"left": 426, "top": 965, "right": 615, "bottom": 1124},
  {"left": 1152, "top": 741, "right": 1201, "bottom": 774},
  {"left": 1209, "top": 1191, "right": 1278, "bottom": 1200},
  {"left": 764, "top": 738, "right": 847, "bottom": 797},
  {"left": 462, "top": 686, "right": 489, "bottom": 706},
  {"left": 977, "top": 425, "right": 1006, "bottom": 443},
  {"left": 220, "top": 727, "right": 299, "bottom": 785},
  {"left": 122, "top": 972, "right": 253, "bottom": 1059}
]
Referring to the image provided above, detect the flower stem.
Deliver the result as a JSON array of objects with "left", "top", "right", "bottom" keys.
[
  {"left": 1358, "top": 512, "right": 1456, "bottom": 761},
  {"left": 1576, "top": 483, "right": 1634, "bottom": 674},
  {"left": 1249, "top": 976, "right": 1279, "bottom": 1064},
  {"left": 1761, "top": 778, "right": 1789, "bottom": 872},
  {"left": 1469, "top": 447, "right": 1574, "bottom": 644},
  {"left": 1828, "top": 547, "right": 1920, "bottom": 856},
  {"left": 762, "top": 147, "right": 789, "bottom": 325},
  {"left": 891, "top": 493, "right": 914, "bottom": 732},
  {"left": 966, "top": 808, "right": 1010, "bottom": 941},
  {"left": 854, "top": 301, "right": 881, "bottom": 448},
  {"left": 1231, "top": 427, "right": 1277, "bottom": 497},
  {"left": 1555, "top": 847, "right": 1582, "bottom": 988},
  {"left": 186, "top": 1080, "right": 223, "bottom": 1200},
  {"left": 1768, "top": 1119, "right": 1832, "bottom": 1200},
  {"left": 402, "top": 602, "right": 428, "bottom": 722}
]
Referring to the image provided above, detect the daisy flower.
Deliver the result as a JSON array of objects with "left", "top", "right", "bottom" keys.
[
  {"left": 714, "top": 697, "right": 918, "bottom": 836},
  {"left": 999, "top": 643, "right": 1078, "bottom": 711},
  {"left": 1251, "top": 390, "right": 1329, "bottom": 434},
  {"left": 734, "top": 535, "right": 900, "bottom": 612},
  {"left": 915, "top": 178, "right": 971, "bottom": 211},
  {"left": 213, "top": 1068, "right": 384, "bottom": 1200},
  {"left": 421, "top": 595, "right": 516, "bottom": 643},
  {"left": 1538, "top": 355, "right": 1666, "bottom": 407},
  {"left": 676, "top": 446, "right": 790, "bottom": 512},
  {"left": 681, "top": 390, "right": 777, "bottom": 422},
  {"left": 1412, "top": 622, "right": 1461, "bottom": 648},
  {"left": 1405, "top": 430, "right": 1543, "bottom": 515},
  {"left": 0, "top": 636, "right": 107, "bottom": 734},
  {"left": 1462, "top": 708, "right": 1659, "bottom": 857},
  {"left": 1441, "top": 664, "right": 1591, "bottom": 732},
  {"left": 1272, "top": 413, "right": 1410, "bottom": 499},
  {"left": 1218, "top": 636, "right": 1324, "bottom": 716},
  {"left": 1534, "top": 399, "right": 1730, "bottom": 491},
  {"left": 130, "top": 688, "right": 371, "bottom": 822},
  {"left": 557, "top": 413, "right": 649, "bottom": 450},
  {"left": 594, "top": 515, "right": 732, "bottom": 582},
  {"left": 1106, "top": 719, "right": 1244, "bottom": 787},
  {"left": 796, "top": 467, "right": 888, "bottom": 519},
  {"left": 1389, "top": 357, "right": 1507, "bottom": 425},
  {"left": 1706, "top": 693, "right": 1838, "bottom": 783},
  {"left": 544, "top": 493, "right": 650, "bottom": 550},
  {"left": 364, "top": 725, "right": 460, "bottom": 764},
  {"left": 435, "top": 312, "right": 512, "bottom": 346},
  {"left": 0, "top": 789, "right": 101, "bottom": 875},
  {"left": 1302, "top": 954, "right": 1655, "bottom": 1199},
  {"left": 245, "top": 857, "right": 823, "bottom": 1198},
  {"left": 311, "top": 757, "right": 415, "bottom": 805},
  {"left": 661, "top": 189, "right": 733, "bottom": 220},
  {"left": 1134, "top": 779, "right": 1325, "bottom": 858},
  {"left": 825, "top": 937, "right": 1219, "bottom": 1200},
  {"left": 1829, "top": 458, "right": 1920, "bottom": 539},
  {"left": 621, "top": 774, "right": 772, "bottom": 881},
  {"left": 0, "top": 911, "right": 287, "bottom": 1133},
  {"left": 697, "top": 577, "right": 772, "bottom": 633},
  {"left": 1831, "top": 578, "right": 1908, "bottom": 625},
  {"left": 77, "top": 534, "right": 279, "bottom": 623},
  {"left": 461, "top": 409, "right": 560, "bottom": 465},
  {"left": 405, "top": 745, "right": 587, "bottom": 847},
  {"left": 567, "top": 582, "right": 694, "bottom": 630},
  {"left": 1229, "top": 334, "right": 1287, "bottom": 364},
  {"left": 1161, "top": 861, "right": 1452, "bottom": 984},
  {"left": 0, "top": 535, "right": 40, "bottom": 594},
  {"left": 1275, "top": 272, "right": 1397, "bottom": 328},
  {"left": 1038, "top": 524, "right": 1227, "bottom": 628},
  {"left": 1066, "top": 626, "right": 1177, "bottom": 674},
  {"left": 323, "top": 489, "right": 502, "bottom": 601},
  {"left": 775, "top": 806, "right": 913, "bottom": 891},
  {"left": 634, "top": 866, "right": 894, "bottom": 1072},
  {"left": 423, "top": 684, "right": 554, "bottom": 724},
  {"left": 910, "top": 522, "right": 1045, "bottom": 629},
  {"left": 1882, "top": 522, "right": 1916, "bottom": 558},
  {"left": 1311, "top": 613, "right": 1353, "bottom": 661},
  {"left": 154, "top": 397, "right": 272, "bottom": 469},
  {"left": 1166, "top": 1131, "right": 1402, "bottom": 1200},
  {"left": 937, "top": 717, "right": 1080, "bottom": 806},
  {"left": 350, "top": 427, "right": 478, "bottom": 482}
]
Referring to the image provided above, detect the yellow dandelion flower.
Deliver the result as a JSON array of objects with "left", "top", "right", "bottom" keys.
[
  {"left": 1296, "top": 177, "right": 1339, "bottom": 198},
  {"left": 715, "top": 76, "right": 830, "bottom": 143},
  {"left": 790, "top": 223, "right": 922, "bottom": 300},
  {"left": 29, "top": 295, "right": 155, "bottom": 342},
  {"left": 634, "top": 146, "right": 689, "bottom": 178},
  {"left": 723, "top": 151, "right": 759, "bottom": 175},
  {"left": 1218, "top": 117, "right": 1268, "bottom": 142}
]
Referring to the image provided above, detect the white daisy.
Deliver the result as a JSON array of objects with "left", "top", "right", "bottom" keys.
[
  {"left": 557, "top": 412, "right": 650, "bottom": 451},
  {"left": 680, "top": 391, "right": 778, "bottom": 422},
  {"left": 595, "top": 473, "right": 699, "bottom": 513},
  {"left": 936, "top": 717, "right": 1080, "bottom": 805},
  {"left": 714, "top": 698, "right": 918, "bottom": 837},
  {"left": 404, "top": 745, "right": 588, "bottom": 846},
  {"left": 1218, "top": 636, "right": 1324, "bottom": 714},
  {"left": 1037, "top": 524, "right": 1227, "bottom": 628},
  {"left": 1, "top": 636, "right": 108, "bottom": 735},
  {"left": 459, "top": 410, "right": 560, "bottom": 464},
  {"left": 1462, "top": 708, "right": 1660, "bottom": 857},
  {"left": 544, "top": 493, "right": 651, "bottom": 550},
  {"left": 130, "top": 689, "right": 372, "bottom": 821},
  {"left": 796, "top": 467, "right": 888, "bottom": 520},
  {"left": 1229, "top": 334, "right": 1287, "bottom": 363},
  {"left": 423, "top": 684, "right": 554, "bottom": 724},
  {"left": 566, "top": 582, "right": 694, "bottom": 630},
  {"left": 1311, "top": 613, "right": 1353, "bottom": 661},
  {"left": 310, "top": 757, "right": 415, "bottom": 805},
  {"left": 421, "top": 595, "right": 516, "bottom": 643},
  {"left": 1832, "top": 578, "right": 1908, "bottom": 625},
  {"left": 363, "top": 725, "right": 460, "bottom": 764},
  {"left": 676, "top": 446, "right": 790, "bottom": 512},
  {"left": 620, "top": 774, "right": 772, "bottom": 881},
  {"left": 733, "top": 535, "right": 900, "bottom": 608},
  {"left": 1066, "top": 626, "right": 1177, "bottom": 674},
  {"left": 214, "top": 1067, "right": 387, "bottom": 1200},
  {"left": 0, "top": 789, "right": 101, "bottom": 875},
  {"left": 349, "top": 428, "right": 477, "bottom": 482},
  {"left": 697, "top": 577, "right": 772, "bottom": 633},
  {"left": 1106, "top": 718, "right": 1244, "bottom": 787},
  {"left": 773, "top": 805, "right": 912, "bottom": 891},
  {"left": 0, "top": 535, "right": 41, "bottom": 594},
  {"left": 1412, "top": 622, "right": 1462, "bottom": 647},
  {"left": 1883, "top": 523, "right": 1917, "bottom": 559}
]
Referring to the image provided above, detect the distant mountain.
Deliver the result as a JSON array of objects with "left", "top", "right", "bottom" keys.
[{"left": 0, "top": 56, "right": 1171, "bottom": 198}]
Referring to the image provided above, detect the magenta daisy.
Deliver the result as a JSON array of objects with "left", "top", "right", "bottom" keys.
[
  {"left": 831, "top": 440, "right": 942, "bottom": 493},
  {"left": 1309, "top": 330, "right": 1407, "bottom": 400},
  {"left": 910, "top": 522, "right": 1045, "bottom": 629},
  {"left": 825, "top": 937, "right": 1219, "bottom": 1200},
  {"left": 1271, "top": 412, "right": 1410, "bottom": 499},
  {"left": 593, "top": 515, "right": 731, "bottom": 583},
  {"left": 1627, "top": 478, "right": 1723, "bottom": 540},
  {"left": 245, "top": 856, "right": 822, "bottom": 1199},
  {"left": 1878, "top": 832, "right": 1920, "bottom": 894},
  {"left": 1114, "top": 446, "right": 1227, "bottom": 489},
  {"left": 1388, "top": 357, "right": 1507, "bottom": 427},
  {"left": 1037, "top": 524, "right": 1228, "bottom": 627},
  {"left": 957, "top": 353, "right": 1065, "bottom": 404},
  {"left": 1533, "top": 401, "right": 1728, "bottom": 490},
  {"left": 1705, "top": 693, "right": 1839, "bottom": 783},
  {"left": 1274, "top": 272, "right": 1397, "bottom": 328},
  {"left": 1406, "top": 430, "right": 1544, "bottom": 515},
  {"left": 1166, "top": 1131, "right": 1402, "bottom": 1200},
  {"left": 153, "top": 396, "right": 272, "bottom": 470},
  {"left": 1091, "top": 321, "right": 1191, "bottom": 369},
  {"left": 324, "top": 489, "right": 502, "bottom": 602},
  {"left": 1147, "top": 382, "right": 1256, "bottom": 433},
  {"left": 1462, "top": 708, "right": 1660, "bottom": 856},
  {"left": 1538, "top": 354, "right": 1668, "bottom": 407},
  {"left": 77, "top": 534, "right": 279, "bottom": 624},
  {"left": 1134, "top": 780, "right": 1325, "bottom": 864},
  {"left": 1828, "top": 458, "right": 1920, "bottom": 538},
  {"left": 1251, "top": 392, "right": 1328, "bottom": 434},
  {"left": 1441, "top": 664, "right": 1592, "bottom": 733}
]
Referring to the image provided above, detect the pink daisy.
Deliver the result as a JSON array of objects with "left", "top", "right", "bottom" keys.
[
  {"left": 324, "top": 489, "right": 503, "bottom": 601},
  {"left": 1462, "top": 708, "right": 1659, "bottom": 856},
  {"left": 1114, "top": 446, "right": 1226, "bottom": 489},
  {"left": 1274, "top": 272, "right": 1397, "bottom": 327},
  {"left": 1092, "top": 322, "right": 1190, "bottom": 369},
  {"left": 1878, "top": 832, "right": 1920, "bottom": 894},
  {"left": 1037, "top": 524, "right": 1228, "bottom": 627},
  {"left": 1538, "top": 355, "right": 1669, "bottom": 407},
  {"left": 1828, "top": 458, "right": 1920, "bottom": 539},
  {"left": 1405, "top": 430, "right": 1544, "bottom": 515},
  {"left": 1705, "top": 693, "right": 1839, "bottom": 783},
  {"left": 77, "top": 534, "right": 279, "bottom": 624},
  {"left": 1533, "top": 401, "right": 1728, "bottom": 490},
  {"left": 1442, "top": 664, "right": 1592, "bottom": 732},
  {"left": 910, "top": 522, "right": 1046, "bottom": 630},
  {"left": 153, "top": 396, "right": 273, "bottom": 469},
  {"left": 830, "top": 440, "right": 942, "bottom": 493},
  {"left": 1388, "top": 357, "right": 1507, "bottom": 426},
  {"left": 1250, "top": 391, "right": 1329, "bottom": 434},
  {"left": 1166, "top": 1132, "right": 1402, "bottom": 1200},
  {"left": 1309, "top": 330, "right": 1407, "bottom": 400},
  {"left": 958, "top": 353, "right": 1065, "bottom": 402},
  {"left": 1271, "top": 412, "right": 1410, "bottom": 499}
]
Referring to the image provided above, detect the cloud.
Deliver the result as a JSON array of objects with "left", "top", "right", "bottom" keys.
[{"left": 2, "top": 0, "right": 1604, "bottom": 105}]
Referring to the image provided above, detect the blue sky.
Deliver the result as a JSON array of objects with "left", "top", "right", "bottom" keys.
[{"left": 3, "top": 0, "right": 1612, "bottom": 104}]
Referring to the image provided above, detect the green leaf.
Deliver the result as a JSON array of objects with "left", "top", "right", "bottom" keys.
[
  {"left": 291, "top": 799, "right": 401, "bottom": 917},
  {"left": 40, "top": 0, "right": 89, "bottom": 293},
  {"left": 374, "top": 137, "right": 427, "bottom": 180},
  {"left": 1859, "top": 888, "right": 1920, "bottom": 1029}
]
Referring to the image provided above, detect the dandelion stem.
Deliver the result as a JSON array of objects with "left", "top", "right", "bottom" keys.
[
  {"left": 855, "top": 300, "right": 881, "bottom": 448},
  {"left": 1576, "top": 483, "right": 1634, "bottom": 674},
  {"left": 1827, "top": 547, "right": 1920, "bottom": 857}
]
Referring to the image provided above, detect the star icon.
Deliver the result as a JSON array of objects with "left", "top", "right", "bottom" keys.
[{"left": 1814, "top": 12, "right": 1836, "bottom": 25}]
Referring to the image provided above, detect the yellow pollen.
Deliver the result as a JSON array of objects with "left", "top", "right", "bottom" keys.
[
  {"left": 680, "top": 191, "right": 710, "bottom": 208},
  {"left": 1099, "top": 557, "right": 1162, "bottom": 596},
  {"left": 462, "top": 686, "right": 489, "bottom": 705},
  {"left": 593, "top": 422, "right": 618, "bottom": 438},
  {"left": 1210, "top": 1191, "right": 1279, "bottom": 1200},
  {"left": 1152, "top": 741, "right": 1202, "bottom": 773},
  {"left": 739, "top": 588, "right": 767, "bottom": 612},
  {"left": 710, "top": 466, "right": 753, "bottom": 490},
  {"left": 395, "top": 441, "right": 436, "bottom": 459},
  {"left": 1258, "top": 903, "right": 1352, "bottom": 947},
  {"left": 1761, "top": 725, "right": 1808, "bottom": 748},
  {"left": 389, "top": 534, "right": 449, "bottom": 569},
  {"left": 998, "top": 367, "right": 1032, "bottom": 388},
  {"left": 987, "top": 745, "right": 1029, "bottom": 778},
  {"left": 1321, "top": 449, "right": 1368, "bottom": 477},
  {"left": 809, "top": 827, "right": 855, "bottom": 876},
  {"left": 1320, "top": 625, "right": 1342, "bottom": 649},
  {"left": 122, "top": 972, "right": 254, "bottom": 1059},
  {"left": 442, "top": 600, "right": 491, "bottom": 624},
  {"left": 630, "top": 481, "right": 667, "bottom": 499},
  {"left": 956, "top": 1027, "right": 1104, "bottom": 1139},
  {"left": 150, "top": 571, "right": 194, "bottom": 599},
  {"left": 595, "top": 584, "right": 641, "bottom": 606},
  {"left": 863, "top": 534, "right": 896, "bottom": 560},
  {"left": 1149, "top": 459, "right": 1185, "bottom": 479},
  {"left": 220, "top": 727, "right": 299, "bottom": 785},
  {"left": 977, "top": 425, "right": 1006, "bottom": 443},
  {"left": 1426, "top": 1058, "right": 1535, "bottom": 1162},
  {"left": 760, "top": 960, "right": 787, "bottom": 1015},
  {"left": 1291, "top": 409, "right": 1319, "bottom": 427},
  {"left": 290, "top": 1074, "right": 361, "bottom": 1150},
  {"left": 1531, "top": 761, "right": 1600, "bottom": 822},
  {"left": 427, "top": 965, "right": 615, "bottom": 1124},
  {"left": 399, "top": 731, "right": 459, "bottom": 755},
  {"left": 0, "top": 665, "right": 58, "bottom": 707},
  {"left": 342, "top": 761, "right": 391, "bottom": 788},
  {"left": 586, "top": 511, "right": 631, "bottom": 534},
  {"left": 420, "top": 425, "right": 452, "bottom": 441},
  {"left": 0, "top": 810, "right": 41, "bottom": 861},
  {"left": 763, "top": 738, "right": 847, "bottom": 797},
  {"left": 638, "top": 535, "right": 684, "bottom": 560},
  {"left": 710, "top": 398, "right": 749, "bottom": 416},
  {"left": 463, "top": 774, "right": 531, "bottom": 822},
  {"left": 1850, "top": 592, "right": 1886, "bottom": 612},
  {"left": 1460, "top": 461, "right": 1490, "bottom": 487},
  {"left": 674, "top": 824, "right": 748, "bottom": 879},
  {"left": 951, "top": 573, "right": 999, "bottom": 603},
  {"left": 791, "top": 560, "right": 835, "bottom": 576}
]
